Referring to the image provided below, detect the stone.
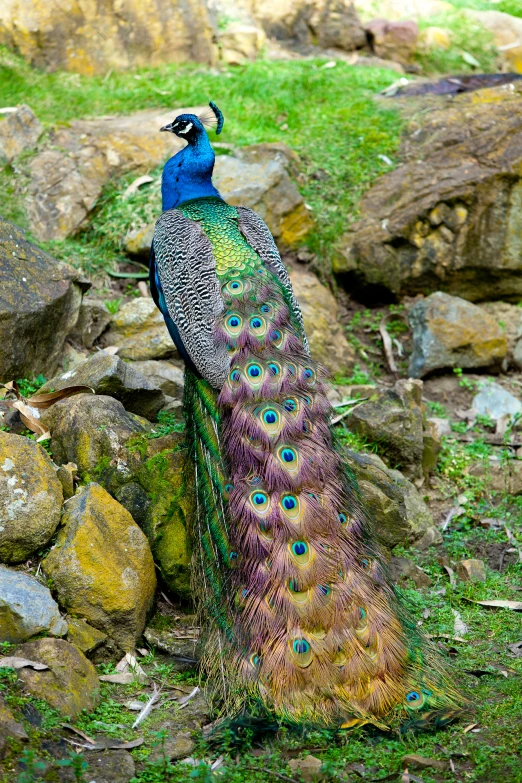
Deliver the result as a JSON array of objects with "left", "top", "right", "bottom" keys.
[
  {"left": 130, "top": 359, "right": 185, "bottom": 399},
  {"left": 219, "top": 23, "right": 266, "bottom": 65},
  {"left": 24, "top": 106, "right": 199, "bottom": 242},
  {"left": 0, "top": 693, "right": 28, "bottom": 759},
  {"left": 288, "top": 755, "right": 323, "bottom": 782},
  {"left": 426, "top": 416, "right": 451, "bottom": 437},
  {"left": 388, "top": 556, "right": 432, "bottom": 588},
  {"left": 0, "top": 1, "right": 216, "bottom": 75},
  {"left": 365, "top": 19, "right": 419, "bottom": 65},
  {"left": 413, "top": 526, "right": 442, "bottom": 550},
  {"left": 256, "top": 0, "right": 366, "bottom": 51},
  {"left": 40, "top": 352, "right": 165, "bottom": 420},
  {"left": 0, "top": 432, "right": 63, "bottom": 564},
  {"left": 56, "top": 462, "right": 77, "bottom": 500},
  {"left": 14, "top": 638, "right": 99, "bottom": 718},
  {"left": 346, "top": 379, "right": 425, "bottom": 477},
  {"left": 103, "top": 299, "right": 176, "bottom": 361},
  {"left": 144, "top": 627, "right": 198, "bottom": 662},
  {"left": 42, "top": 484, "right": 157, "bottom": 650},
  {"left": 0, "top": 219, "right": 85, "bottom": 380},
  {"left": 479, "top": 301, "right": 522, "bottom": 370},
  {"left": 82, "top": 750, "right": 136, "bottom": 783},
  {"left": 456, "top": 558, "right": 486, "bottom": 583},
  {"left": 148, "top": 732, "right": 195, "bottom": 764},
  {"left": 41, "top": 394, "right": 192, "bottom": 596},
  {"left": 422, "top": 417, "right": 442, "bottom": 477},
  {"left": 124, "top": 224, "right": 155, "bottom": 257},
  {"left": 69, "top": 298, "right": 111, "bottom": 349},
  {"left": 213, "top": 146, "right": 312, "bottom": 248},
  {"left": 288, "top": 268, "right": 355, "bottom": 375},
  {"left": 467, "top": 9, "right": 522, "bottom": 74},
  {"left": 418, "top": 26, "right": 451, "bottom": 51},
  {"left": 66, "top": 617, "right": 107, "bottom": 655},
  {"left": 335, "top": 84, "right": 522, "bottom": 302},
  {"left": 0, "top": 104, "right": 42, "bottom": 164},
  {"left": 466, "top": 459, "right": 522, "bottom": 496},
  {"left": 473, "top": 381, "right": 522, "bottom": 422},
  {"left": 408, "top": 293, "right": 507, "bottom": 378},
  {"left": 345, "top": 451, "right": 437, "bottom": 548},
  {"left": 0, "top": 566, "right": 67, "bottom": 643}
]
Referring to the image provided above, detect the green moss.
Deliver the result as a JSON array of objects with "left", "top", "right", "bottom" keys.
[{"left": 415, "top": 9, "right": 498, "bottom": 74}]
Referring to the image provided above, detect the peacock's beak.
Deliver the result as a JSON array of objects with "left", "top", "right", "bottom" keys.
[{"left": 160, "top": 123, "right": 174, "bottom": 132}]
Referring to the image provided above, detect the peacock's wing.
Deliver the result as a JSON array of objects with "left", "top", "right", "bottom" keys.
[
  {"left": 153, "top": 208, "right": 230, "bottom": 389},
  {"left": 236, "top": 206, "right": 309, "bottom": 353}
]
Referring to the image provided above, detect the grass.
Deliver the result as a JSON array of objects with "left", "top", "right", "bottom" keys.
[
  {"left": 446, "top": 0, "right": 522, "bottom": 17},
  {"left": 0, "top": 47, "right": 404, "bottom": 276},
  {"left": 414, "top": 9, "right": 498, "bottom": 74}
]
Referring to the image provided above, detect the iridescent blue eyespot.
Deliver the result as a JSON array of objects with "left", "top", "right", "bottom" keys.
[
  {"left": 283, "top": 399, "right": 297, "bottom": 412},
  {"left": 230, "top": 281, "right": 240, "bottom": 289},
  {"left": 283, "top": 495, "right": 297, "bottom": 510},
  {"left": 228, "top": 316, "right": 240, "bottom": 328},
  {"left": 248, "top": 364, "right": 261, "bottom": 378},
  {"left": 261, "top": 304, "right": 271, "bottom": 313},
  {"left": 359, "top": 607, "right": 366, "bottom": 620},
  {"left": 250, "top": 318, "right": 262, "bottom": 329},
  {"left": 263, "top": 410, "right": 277, "bottom": 424},
  {"left": 268, "top": 363, "right": 280, "bottom": 376},
  {"left": 304, "top": 368, "right": 314, "bottom": 378},
  {"left": 338, "top": 512, "right": 347, "bottom": 524},
  {"left": 361, "top": 558, "right": 369, "bottom": 569},
  {"left": 292, "top": 541, "right": 307, "bottom": 556},
  {"left": 229, "top": 551, "right": 238, "bottom": 560},
  {"left": 406, "top": 691, "right": 421, "bottom": 703},
  {"left": 251, "top": 653, "right": 261, "bottom": 666},
  {"left": 253, "top": 492, "right": 267, "bottom": 505},
  {"left": 270, "top": 329, "right": 281, "bottom": 341},
  {"left": 293, "top": 639, "right": 310, "bottom": 654},
  {"left": 282, "top": 448, "right": 296, "bottom": 463},
  {"left": 318, "top": 584, "right": 331, "bottom": 596},
  {"left": 230, "top": 370, "right": 241, "bottom": 382}
]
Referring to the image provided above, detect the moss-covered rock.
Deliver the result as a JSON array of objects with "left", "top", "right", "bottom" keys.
[
  {"left": 0, "top": 566, "right": 67, "bottom": 643},
  {"left": 15, "top": 638, "right": 100, "bottom": 718},
  {"left": 42, "top": 484, "right": 156, "bottom": 650},
  {"left": 66, "top": 617, "right": 107, "bottom": 655},
  {"left": 102, "top": 299, "right": 175, "bottom": 360},
  {"left": 0, "top": 431, "right": 63, "bottom": 563},
  {"left": 43, "top": 394, "right": 192, "bottom": 596},
  {"left": 0, "top": 693, "right": 28, "bottom": 759}
]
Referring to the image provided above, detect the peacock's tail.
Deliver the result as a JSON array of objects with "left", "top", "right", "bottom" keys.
[{"left": 179, "top": 200, "right": 464, "bottom": 730}]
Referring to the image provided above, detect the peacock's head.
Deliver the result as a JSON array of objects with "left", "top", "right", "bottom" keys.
[{"left": 160, "top": 101, "right": 224, "bottom": 143}]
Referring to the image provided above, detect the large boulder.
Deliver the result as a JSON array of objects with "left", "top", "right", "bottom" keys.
[
  {"left": 0, "top": 105, "right": 42, "bottom": 164},
  {"left": 42, "top": 483, "right": 156, "bottom": 650},
  {"left": 0, "top": 220, "right": 85, "bottom": 380},
  {"left": 0, "top": 566, "right": 67, "bottom": 643},
  {"left": 40, "top": 352, "right": 165, "bottom": 420},
  {"left": 130, "top": 359, "right": 185, "bottom": 399},
  {"left": 14, "top": 638, "right": 100, "bottom": 718},
  {"left": 346, "top": 450, "right": 438, "bottom": 549},
  {"left": 288, "top": 268, "right": 355, "bottom": 375},
  {"left": 0, "top": 432, "right": 63, "bottom": 564},
  {"left": 68, "top": 298, "right": 111, "bottom": 348},
  {"left": 103, "top": 299, "right": 176, "bottom": 361},
  {"left": 409, "top": 293, "right": 507, "bottom": 378},
  {"left": 479, "top": 301, "right": 522, "bottom": 370},
  {"left": 334, "top": 83, "right": 522, "bottom": 302},
  {"left": 0, "top": 0, "right": 216, "bottom": 75},
  {"left": 365, "top": 19, "right": 419, "bottom": 66},
  {"left": 41, "top": 394, "right": 192, "bottom": 595},
  {"left": 345, "top": 379, "right": 425, "bottom": 478},
  {"left": 24, "top": 107, "right": 198, "bottom": 242}
]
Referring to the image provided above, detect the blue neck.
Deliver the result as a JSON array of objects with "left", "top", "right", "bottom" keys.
[{"left": 161, "top": 132, "right": 222, "bottom": 211}]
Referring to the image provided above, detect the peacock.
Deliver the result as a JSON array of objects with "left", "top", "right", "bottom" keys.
[{"left": 149, "top": 101, "right": 464, "bottom": 731}]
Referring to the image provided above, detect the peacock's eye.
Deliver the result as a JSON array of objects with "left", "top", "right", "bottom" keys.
[
  {"left": 281, "top": 448, "right": 296, "bottom": 463},
  {"left": 318, "top": 584, "right": 331, "bottom": 596},
  {"left": 291, "top": 541, "right": 308, "bottom": 556},
  {"left": 247, "top": 364, "right": 262, "bottom": 378},
  {"left": 338, "top": 512, "right": 347, "bottom": 524},
  {"left": 230, "top": 369, "right": 241, "bottom": 383},
  {"left": 260, "top": 304, "right": 271, "bottom": 313},
  {"left": 251, "top": 318, "right": 262, "bottom": 329},
  {"left": 268, "top": 362, "right": 280, "bottom": 376},
  {"left": 253, "top": 492, "right": 267, "bottom": 505},
  {"left": 283, "top": 398, "right": 297, "bottom": 412},
  {"left": 227, "top": 316, "right": 241, "bottom": 328},
  {"left": 406, "top": 691, "right": 421, "bottom": 703},
  {"left": 263, "top": 409, "right": 277, "bottom": 425},
  {"left": 282, "top": 495, "right": 297, "bottom": 510}
]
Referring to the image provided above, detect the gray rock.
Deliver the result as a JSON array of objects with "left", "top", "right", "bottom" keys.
[
  {"left": 144, "top": 627, "right": 198, "bottom": 662},
  {"left": 15, "top": 638, "right": 100, "bottom": 717},
  {"left": 69, "top": 298, "right": 111, "bottom": 348},
  {"left": 0, "top": 693, "right": 28, "bottom": 759},
  {"left": 345, "top": 450, "right": 437, "bottom": 549},
  {"left": 408, "top": 293, "right": 507, "bottom": 378},
  {"left": 0, "top": 431, "right": 63, "bottom": 564},
  {"left": 0, "top": 105, "right": 42, "bottom": 164},
  {"left": 346, "top": 379, "right": 425, "bottom": 478},
  {"left": 473, "top": 381, "right": 522, "bottom": 422},
  {"left": 388, "top": 556, "right": 432, "bottom": 588},
  {"left": 40, "top": 352, "right": 165, "bottom": 420},
  {"left": 130, "top": 359, "right": 185, "bottom": 399},
  {"left": 0, "top": 219, "right": 86, "bottom": 381},
  {"left": 82, "top": 750, "right": 135, "bottom": 783},
  {"left": 103, "top": 299, "right": 176, "bottom": 361},
  {"left": 0, "top": 566, "right": 67, "bottom": 643},
  {"left": 148, "top": 733, "right": 195, "bottom": 764}
]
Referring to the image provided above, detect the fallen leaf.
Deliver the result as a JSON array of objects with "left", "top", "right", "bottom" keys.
[
  {"left": 427, "top": 634, "right": 466, "bottom": 643},
  {"left": 0, "top": 656, "right": 49, "bottom": 671},
  {"left": 27, "top": 386, "right": 94, "bottom": 409},
  {"left": 466, "top": 599, "right": 522, "bottom": 611},
  {"left": 463, "top": 723, "right": 478, "bottom": 734},
  {"left": 65, "top": 736, "right": 144, "bottom": 751},
  {"left": 402, "top": 755, "right": 448, "bottom": 772},
  {"left": 99, "top": 672, "right": 136, "bottom": 684},
  {"left": 122, "top": 175, "right": 154, "bottom": 199},
  {"left": 61, "top": 724, "right": 96, "bottom": 744},
  {"left": 507, "top": 641, "right": 522, "bottom": 657},
  {"left": 101, "top": 345, "right": 120, "bottom": 355}
]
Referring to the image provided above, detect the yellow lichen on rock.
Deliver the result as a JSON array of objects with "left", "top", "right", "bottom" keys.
[{"left": 43, "top": 483, "right": 156, "bottom": 651}]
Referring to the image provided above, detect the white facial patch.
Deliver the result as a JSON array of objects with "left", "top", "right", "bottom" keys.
[{"left": 178, "top": 122, "right": 193, "bottom": 135}]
